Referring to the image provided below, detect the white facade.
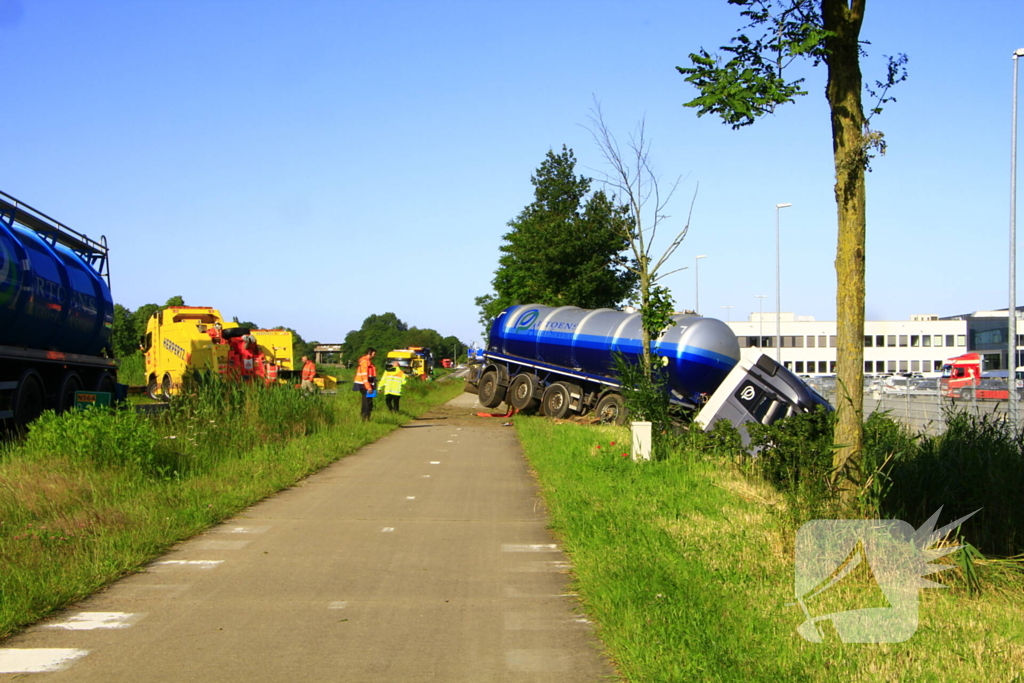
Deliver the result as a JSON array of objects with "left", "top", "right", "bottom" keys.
[{"left": 725, "top": 314, "right": 970, "bottom": 376}]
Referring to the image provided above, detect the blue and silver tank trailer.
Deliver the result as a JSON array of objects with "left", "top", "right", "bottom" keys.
[
  {"left": 0, "top": 191, "right": 118, "bottom": 427},
  {"left": 467, "top": 303, "right": 831, "bottom": 433}
]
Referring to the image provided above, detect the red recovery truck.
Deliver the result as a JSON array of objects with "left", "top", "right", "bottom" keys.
[{"left": 940, "top": 352, "right": 1024, "bottom": 400}]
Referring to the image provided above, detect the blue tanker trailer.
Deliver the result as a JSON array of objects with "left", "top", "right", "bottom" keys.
[
  {"left": 0, "top": 191, "right": 116, "bottom": 427},
  {"left": 466, "top": 304, "right": 830, "bottom": 438}
]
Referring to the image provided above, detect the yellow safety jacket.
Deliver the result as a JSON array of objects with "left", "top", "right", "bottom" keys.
[{"left": 380, "top": 370, "right": 407, "bottom": 396}]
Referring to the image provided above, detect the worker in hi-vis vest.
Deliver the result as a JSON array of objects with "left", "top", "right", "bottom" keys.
[
  {"left": 380, "top": 361, "right": 408, "bottom": 412},
  {"left": 300, "top": 356, "right": 317, "bottom": 393},
  {"left": 353, "top": 348, "right": 377, "bottom": 421}
]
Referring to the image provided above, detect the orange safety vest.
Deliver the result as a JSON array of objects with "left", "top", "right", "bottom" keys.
[
  {"left": 302, "top": 360, "right": 317, "bottom": 381},
  {"left": 354, "top": 354, "right": 377, "bottom": 389}
]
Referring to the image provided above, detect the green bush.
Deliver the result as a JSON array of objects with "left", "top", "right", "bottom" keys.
[{"left": 24, "top": 408, "right": 164, "bottom": 472}]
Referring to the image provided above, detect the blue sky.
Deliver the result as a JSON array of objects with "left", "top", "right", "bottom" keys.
[{"left": 3, "top": 0, "right": 1023, "bottom": 348}]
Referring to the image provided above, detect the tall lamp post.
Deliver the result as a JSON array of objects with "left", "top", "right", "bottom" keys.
[
  {"left": 1010, "top": 48, "right": 1024, "bottom": 429},
  {"left": 775, "top": 203, "right": 792, "bottom": 363},
  {"left": 695, "top": 254, "right": 707, "bottom": 314},
  {"left": 721, "top": 305, "right": 734, "bottom": 322},
  {"left": 755, "top": 295, "right": 767, "bottom": 348}
]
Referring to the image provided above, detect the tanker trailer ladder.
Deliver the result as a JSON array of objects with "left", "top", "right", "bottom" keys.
[
  {"left": 0, "top": 190, "right": 117, "bottom": 429},
  {"left": 0, "top": 190, "right": 110, "bottom": 284}
]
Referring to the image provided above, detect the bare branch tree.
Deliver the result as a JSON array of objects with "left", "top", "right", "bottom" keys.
[{"left": 585, "top": 99, "right": 698, "bottom": 377}]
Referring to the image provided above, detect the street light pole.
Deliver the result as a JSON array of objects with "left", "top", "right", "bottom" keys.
[
  {"left": 695, "top": 255, "right": 707, "bottom": 314},
  {"left": 1010, "top": 48, "right": 1024, "bottom": 429},
  {"left": 775, "top": 203, "right": 792, "bottom": 364},
  {"left": 721, "top": 305, "right": 733, "bottom": 322},
  {"left": 755, "top": 295, "right": 767, "bottom": 348}
]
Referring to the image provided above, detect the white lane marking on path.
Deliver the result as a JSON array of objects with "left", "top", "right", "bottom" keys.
[
  {"left": 194, "top": 540, "right": 250, "bottom": 550},
  {"left": 223, "top": 526, "right": 270, "bottom": 534},
  {"left": 446, "top": 440, "right": 454, "bottom": 443},
  {"left": 328, "top": 601, "right": 349, "bottom": 610},
  {"left": 507, "top": 560, "right": 573, "bottom": 572},
  {"left": 153, "top": 560, "right": 224, "bottom": 569},
  {"left": 0, "top": 649, "right": 88, "bottom": 673},
  {"left": 501, "top": 544, "right": 559, "bottom": 553},
  {"left": 504, "top": 613, "right": 592, "bottom": 630},
  {"left": 45, "top": 612, "right": 140, "bottom": 630},
  {"left": 406, "top": 496, "right": 416, "bottom": 500},
  {"left": 382, "top": 527, "right": 395, "bottom": 533},
  {"left": 430, "top": 461, "right": 441, "bottom": 465},
  {"left": 422, "top": 475, "right": 431, "bottom": 478}
]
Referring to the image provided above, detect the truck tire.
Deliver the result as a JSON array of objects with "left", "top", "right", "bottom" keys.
[
  {"left": 594, "top": 393, "right": 627, "bottom": 425},
  {"left": 959, "top": 388, "right": 973, "bottom": 401},
  {"left": 161, "top": 374, "right": 173, "bottom": 400},
  {"left": 478, "top": 371, "right": 505, "bottom": 408},
  {"left": 541, "top": 382, "right": 573, "bottom": 419},
  {"left": 508, "top": 374, "right": 540, "bottom": 412},
  {"left": 95, "top": 372, "right": 117, "bottom": 396},
  {"left": 12, "top": 370, "right": 45, "bottom": 428},
  {"left": 56, "top": 371, "right": 84, "bottom": 414},
  {"left": 147, "top": 375, "right": 161, "bottom": 401}
]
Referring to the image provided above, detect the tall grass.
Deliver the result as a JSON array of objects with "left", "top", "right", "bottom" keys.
[
  {"left": 516, "top": 417, "right": 1024, "bottom": 682},
  {"left": 0, "top": 375, "right": 464, "bottom": 640},
  {"left": 116, "top": 353, "right": 145, "bottom": 387}
]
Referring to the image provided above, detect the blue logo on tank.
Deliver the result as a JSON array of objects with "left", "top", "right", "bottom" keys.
[{"left": 513, "top": 309, "right": 539, "bottom": 332}]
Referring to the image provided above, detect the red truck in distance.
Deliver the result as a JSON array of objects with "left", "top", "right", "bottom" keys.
[{"left": 940, "top": 352, "right": 1024, "bottom": 400}]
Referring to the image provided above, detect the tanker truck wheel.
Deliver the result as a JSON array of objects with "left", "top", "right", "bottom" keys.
[
  {"left": 95, "top": 372, "right": 117, "bottom": 396},
  {"left": 56, "top": 371, "right": 84, "bottom": 414},
  {"left": 478, "top": 371, "right": 505, "bottom": 409},
  {"left": 541, "top": 382, "right": 573, "bottom": 419},
  {"left": 508, "top": 374, "right": 540, "bottom": 412},
  {"left": 959, "top": 388, "right": 973, "bottom": 401},
  {"left": 12, "top": 370, "right": 45, "bottom": 428},
  {"left": 594, "top": 393, "right": 627, "bottom": 425}
]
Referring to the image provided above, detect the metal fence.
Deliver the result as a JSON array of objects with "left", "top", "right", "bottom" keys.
[{"left": 814, "top": 386, "right": 1012, "bottom": 436}]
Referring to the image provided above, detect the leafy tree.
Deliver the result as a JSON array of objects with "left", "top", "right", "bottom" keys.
[
  {"left": 110, "top": 303, "right": 139, "bottom": 357},
  {"left": 476, "top": 145, "right": 637, "bottom": 335},
  {"left": 677, "top": 0, "right": 907, "bottom": 501},
  {"left": 342, "top": 312, "right": 409, "bottom": 366},
  {"left": 164, "top": 295, "right": 185, "bottom": 307}
]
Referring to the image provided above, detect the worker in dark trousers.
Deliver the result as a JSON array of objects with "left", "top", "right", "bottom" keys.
[
  {"left": 353, "top": 348, "right": 377, "bottom": 420},
  {"left": 380, "top": 361, "right": 408, "bottom": 412}
]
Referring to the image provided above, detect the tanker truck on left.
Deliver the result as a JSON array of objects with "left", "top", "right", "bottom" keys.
[{"left": 0, "top": 191, "right": 118, "bottom": 427}]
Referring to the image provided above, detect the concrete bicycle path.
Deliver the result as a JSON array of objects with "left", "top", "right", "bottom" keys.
[{"left": 0, "top": 392, "right": 617, "bottom": 682}]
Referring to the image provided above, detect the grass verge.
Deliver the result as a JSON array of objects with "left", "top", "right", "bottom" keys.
[
  {"left": 515, "top": 416, "right": 1024, "bottom": 683},
  {"left": 0, "top": 376, "right": 463, "bottom": 640}
]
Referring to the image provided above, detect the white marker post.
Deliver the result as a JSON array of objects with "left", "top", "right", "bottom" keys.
[{"left": 631, "top": 421, "right": 652, "bottom": 461}]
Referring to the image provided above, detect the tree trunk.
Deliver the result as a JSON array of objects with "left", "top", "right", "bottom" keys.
[{"left": 823, "top": 0, "right": 867, "bottom": 503}]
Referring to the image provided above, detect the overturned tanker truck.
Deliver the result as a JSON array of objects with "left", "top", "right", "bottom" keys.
[{"left": 464, "top": 304, "right": 830, "bottom": 441}]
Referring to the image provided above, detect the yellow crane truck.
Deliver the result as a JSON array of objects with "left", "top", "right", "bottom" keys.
[{"left": 142, "top": 306, "right": 295, "bottom": 399}]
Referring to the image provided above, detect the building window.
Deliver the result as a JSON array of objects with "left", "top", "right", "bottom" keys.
[
  {"left": 876, "top": 361, "right": 885, "bottom": 372},
  {"left": 911, "top": 335, "right": 919, "bottom": 347},
  {"left": 830, "top": 361, "right": 837, "bottom": 372},
  {"left": 957, "top": 335, "right": 966, "bottom": 347},
  {"left": 820, "top": 335, "right": 828, "bottom": 348},
  {"left": 888, "top": 360, "right": 897, "bottom": 372},
  {"left": 911, "top": 360, "right": 920, "bottom": 372},
  {"left": 923, "top": 335, "right": 931, "bottom": 347},
  {"left": 795, "top": 361, "right": 805, "bottom": 373},
  {"left": 819, "top": 361, "right": 827, "bottom": 373},
  {"left": 899, "top": 335, "right": 908, "bottom": 347},
  {"left": 865, "top": 360, "right": 873, "bottom": 372},
  {"left": 899, "top": 360, "right": 908, "bottom": 372},
  {"left": 829, "top": 335, "right": 837, "bottom": 348},
  {"left": 888, "top": 335, "right": 897, "bottom": 347},
  {"left": 935, "top": 360, "right": 943, "bottom": 371},
  {"left": 864, "top": 336, "right": 873, "bottom": 347},
  {"left": 808, "top": 336, "right": 816, "bottom": 348},
  {"left": 876, "top": 335, "right": 884, "bottom": 347},
  {"left": 784, "top": 361, "right": 792, "bottom": 370},
  {"left": 793, "top": 336, "right": 804, "bottom": 348},
  {"left": 946, "top": 335, "right": 955, "bottom": 347}
]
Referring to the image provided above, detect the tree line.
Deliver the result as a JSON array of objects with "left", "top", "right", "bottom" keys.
[{"left": 340, "top": 312, "right": 465, "bottom": 368}]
